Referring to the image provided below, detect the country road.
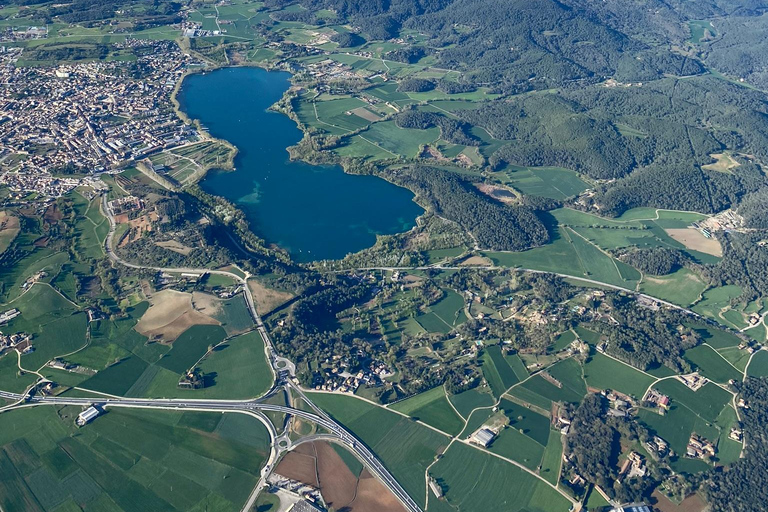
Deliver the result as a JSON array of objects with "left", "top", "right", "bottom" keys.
[
  {"left": 94, "top": 190, "right": 719, "bottom": 512},
  {"left": 97, "top": 193, "right": 422, "bottom": 512}
]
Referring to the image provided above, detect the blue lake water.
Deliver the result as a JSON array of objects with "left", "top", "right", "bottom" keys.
[{"left": 176, "top": 67, "right": 423, "bottom": 262}]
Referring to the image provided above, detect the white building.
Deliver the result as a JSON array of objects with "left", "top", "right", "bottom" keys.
[
  {"left": 76, "top": 406, "right": 101, "bottom": 427},
  {"left": 469, "top": 427, "right": 496, "bottom": 448}
]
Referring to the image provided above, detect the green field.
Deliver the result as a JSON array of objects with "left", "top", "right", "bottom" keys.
[
  {"left": 552, "top": 330, "right": 576, "bottom": 352},
  {"left": 211, "top": 296, "right": 254, "bottom": 336},
  {"left": 508, "top": 385, "right": 556, "bottom": 411},
  {"left": 76, "top": 305, "right": 264, "bottom": 400},
  {"left": 0, "top": 406, "right": 270, "bottom": 512},
  {"left": 717, "top": 346, "right": 752, "bottom": 372},
  {"left": 583, "top": 352, "right": 655, "bottom": 398},
  {"left": 657, "top": 380, "right": 732, "bottom": 422},
  {"left": 430, "top": 442, "right": 572, "bottom": 512},
  {"left": 693, "top": 286, "right": 743, "bottom": 320},
  {"left": 498, "top": 399, "right": 550, "bottom": 446},
  {"left": 487, "top": 346, "right": 521, "bottom": 387},
  {"left": 308, "top": 392, "right": 449, "bottom": 508},
  {"left": 391, "top": 386, "right": 465, "bottom": 435},
  {"left": 487, "top": 224, "right": 639, "bottom": 289},
  {"left": 137, "top": 330, "right": 273, "bottom": 400},
  {"left": 640, "top": 269, "right": 708, "bottom": 306},
  {"left": 294, "top": 95, "right": 372, "bottom": 135},
  {"left": 495, "top": 165, "right": 590, "bottom": 200},
  {"left": 430, "top": 289, "right": 466, "bottom": 327},
  {"left": 157, "top": 325, "right": 228, "bottom": 374},
  {"left": 689, "top": 324, "right": 743, "bottom": 349},
  {"left": 0, "top": 353, "right": 38, "bottom": 393},
  {"left": 684, "top": 345, "right": 742, "bottom": 384},
  {"left": 546, "top": 358, "right": 588, "bottom": 401},
  {"left": 358, "top": 121, "right": 440, "bottom": 158},
  {"left": 515, "top": 369, "right": 585, "bottom": 407},
  {"left": 489, "top": 426, "right": 545, "bottom": 470},
  {"left": 481, "top": 346, "right": 520, "bottom": 398},
  {"left": 540, "top": 430, "right": 564, "bottom": 485},
  {"left": 449, "top": 388, "right": 495, "bottom": 418},
  {"left": 746, "top": 350, "right": 768, "bottom": 377}
]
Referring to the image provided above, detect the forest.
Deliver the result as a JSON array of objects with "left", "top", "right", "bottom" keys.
[
  {"left": 385, "top": 165, "right": 550, "bottom": 251},
  {"left": 706, "top": 378, "right": 768, "bottom": 512}
]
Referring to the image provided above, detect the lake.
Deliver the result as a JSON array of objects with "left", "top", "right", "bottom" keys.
[{"left": 176, "top": 67, "right": 423, "bottom": 262}]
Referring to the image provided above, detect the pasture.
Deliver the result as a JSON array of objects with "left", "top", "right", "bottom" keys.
[
  {"left": 359, "top": 121, "right": 440, "bottom": 158},
  {"left": 430, "top": 289, "right": 466, "bottom": 327},
  {"left": 684, "top": 345, "right": 742, "bottom": 384},
  {"left": 540, "top": 430, "right": 564, "bottom": 485},
  {"left": 449, "top": 388, "right": 495, "bottom": 418},
  {"left": 139, "top": 330, "right": 273, "bottom": 400},
  {"left": 430, "top": 442, "right": 572, "bottom": 512},
  {"left": 489, "top": 426, "right": 545, "bottom": 470},
  {"left": 157, "top": 325, "right": 227, "bottom": 374},
  {"left": 0, "top": 353, "right": 38, "bottom": 393},
  {"left": 3, "top": 284, "right": 88, "bottom": 370},
  {"left": 583, "top": 353, "right": 655, "bottom": 398},
  {"left": 513, "top": 369, "right": 584, "bottom": 408},
  {"left": 640, "top": 269, "right": 707, "bottom": 306},
  {"left": 333, "top": 134, "right": 400, "bottom": 160},
  {"left": 481, "top": 347, "right": 518, "bottom": 398},
  {"left": 498, "top": 399, "right": 551, "bottom": 446},
  {"left": 692, "top": 286, "right": 743, "bottom": 320},
  {"left": 656, "top": 379, "right": 732, "bottom": 423},
  {"left": 486, "top": 224, "right": 640, "bottom": 289},
  {"left": 689, "top": 323, "right": 742, "bottom": 349},
  {"left": 495, "top": 165, "right": 590, "bottom": 200},
  {"left": 746, "top": 350, "right": 768, "bottom": 377},
  {"left": 294, "top": 94, "right": 372, "bottom": 135},
  {"left": 546, "top": 358, "right": 588, "bottom": 400},
  {"left": 391, "top": 386, "right": 465, "bottom": 435}
]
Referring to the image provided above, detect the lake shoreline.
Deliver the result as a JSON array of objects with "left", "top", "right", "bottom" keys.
[{"left": 176, "top": 66, "right": 424, "bottom": 262}]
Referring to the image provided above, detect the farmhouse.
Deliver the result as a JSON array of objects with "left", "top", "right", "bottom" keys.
[
  {"left": 645, "top": 436, "right": 670, "bottom": 459},
  {"left": 429, "top": 477, "right": 443, "bottom": 498},
  {"left": 678, "top": 373, "right": 707, "bottom": 391},
  {"left": 287, "top": 500, "right": 321, "bottom": 512},
  {"left": 609, "top": 505, "right": 652, "bottom": 512},
  {"left": 76, "top": 406, "right": 101, "bottom": 427},
  {"left": 686, "top": 433, "right": 716, "bottom": 459},
  {"left": 0, "top": 308, "right": 20, "bottom": 324},
  {"left": 469, "top": 427, "right": 496, "bottom": 448},
  {"left": 644, "top": 388, "right": 670, "bottom": 412}
]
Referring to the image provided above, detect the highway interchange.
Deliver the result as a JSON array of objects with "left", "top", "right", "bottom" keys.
[
  {"left": 0, "top": 193, "right": 423, "bottom": 512},
  {"left": 0, "top": 191, "right": 696, "bottom": 512}
]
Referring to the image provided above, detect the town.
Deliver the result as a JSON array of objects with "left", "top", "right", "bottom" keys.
[{"left": 0, "top": 39, "right": 202, "bottom": 199}]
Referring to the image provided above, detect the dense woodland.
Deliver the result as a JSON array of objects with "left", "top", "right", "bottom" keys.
[
  {"left": 706, "top": 378, "right": 768, "bottom": 512},
  {"left": 588, "top": 295, "right": 701, "bottom": 375},
  {"left": 395, "top": 110, "right": 478, "bottom": 146},
  {"left": 267, "top": 0, "right": 768, "bottom": 219},
  {"left": 385, "top": 165, "right": 550, "bottom": 251}
]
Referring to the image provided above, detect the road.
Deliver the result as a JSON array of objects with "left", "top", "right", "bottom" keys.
[
  {"left": 345, "top": 265, "right": 702, "bottom": 317},
  {"left": 0, "top": 389, "right": 422, "bottom": 512},
  {"left": 97, "top": 194, "right": 419, "bottom": 512}
]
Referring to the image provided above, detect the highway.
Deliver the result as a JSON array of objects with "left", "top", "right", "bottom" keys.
[
  {"left": 95, "top": 194, "right": 421, "bottom": 512},
  {"left": 0, "top": 389, "right": 422, "bottom": 512}
]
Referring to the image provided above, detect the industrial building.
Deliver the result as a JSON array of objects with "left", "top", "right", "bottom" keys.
[{"left": 76, "top": 406, "right": 101, "bottom": 427}]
